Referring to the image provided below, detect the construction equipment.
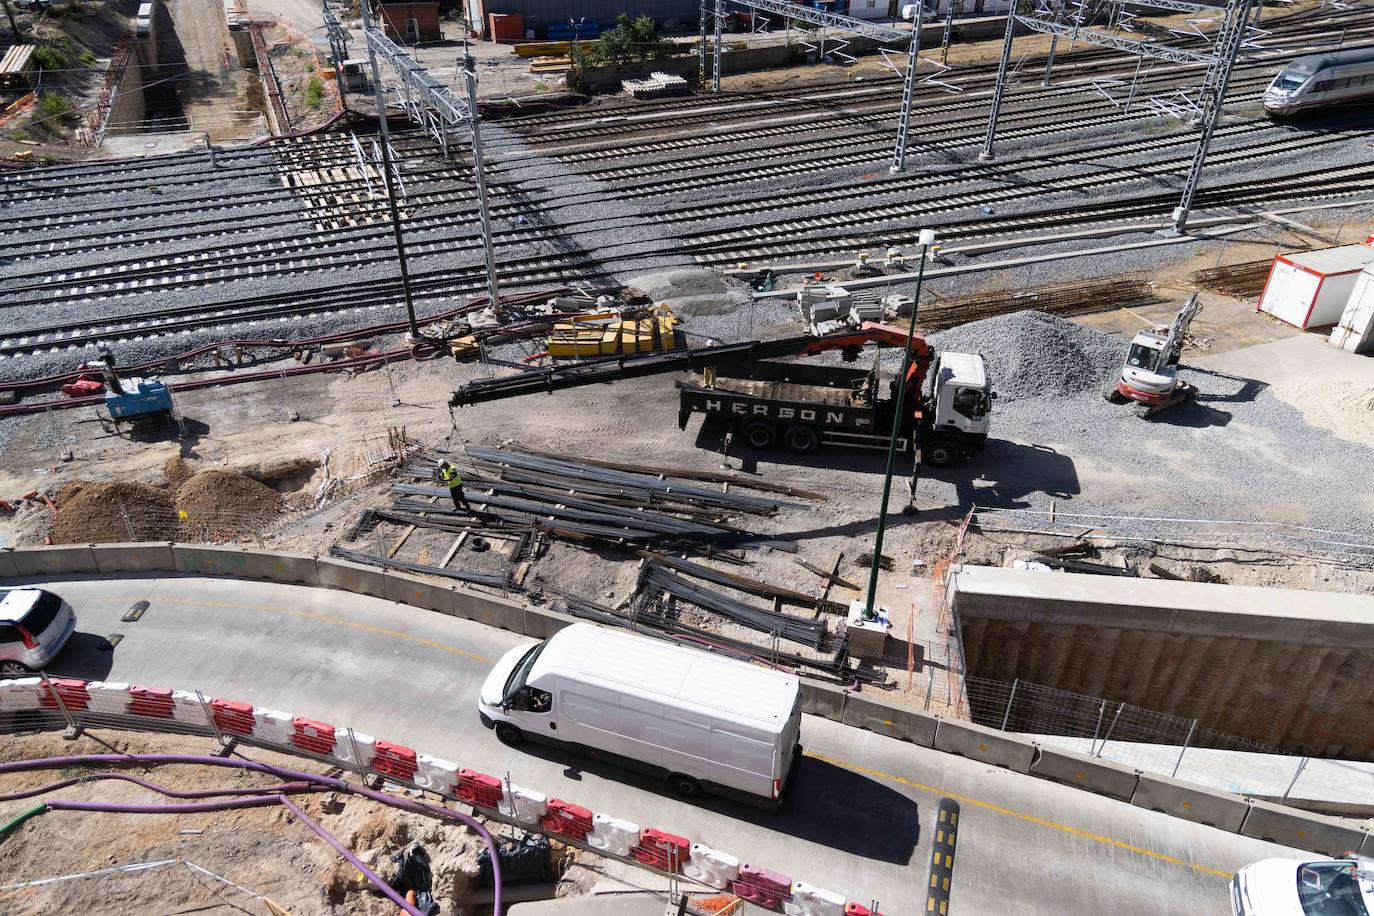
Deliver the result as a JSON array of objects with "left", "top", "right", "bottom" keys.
[
  {"left": 90, "top": 350, "right": 175, "bottom": 434},
  {"left": 1105, "top": 294, "right": 1202, "bottom": 419},
  {"left": 453, "top": 321, "right": 994, "bottom": 466}
]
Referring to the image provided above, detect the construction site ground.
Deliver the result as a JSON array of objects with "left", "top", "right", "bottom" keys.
[
  {"left": 2, "top": 220, "right": 1374, "bottom": 702},
  {"left": 0, "top": 729, "right": 612, "bottom": 915}
]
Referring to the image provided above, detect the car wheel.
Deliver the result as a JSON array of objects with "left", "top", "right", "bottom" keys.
[
  {"left": 495, "top": 722, "right": 524, "bottom": 746},
  {"left": 0, "top": 660, "right": 31, "bottom": 678},
  {"left": 743, "top": 420, "right": 776, "bottom": 450},
  {"left": 923, "top": 437, "right": 960, "bottom": 468},
  {"left": 783, "top": 424, "right": 820, "bottom": 454},
  {"left": 669, "top": 773, "right": 703, "bottom": 799}
]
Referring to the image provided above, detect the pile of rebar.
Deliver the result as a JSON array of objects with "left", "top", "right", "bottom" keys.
[
  {"left": 920, "top": 274, "right": 1157, "bottom": 331},
  {"left": 641, "top": 563, "right": 825, "bottom": 648},
  {"left": 1191, "top": 259, "right": 1273, "bottom": 299}
]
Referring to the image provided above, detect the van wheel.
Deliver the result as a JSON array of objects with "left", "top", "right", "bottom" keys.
[
  {"left": 783, "top": 424, "right": 820, "bottom": 454},
  {"left": 923, "top": 437, "right": 960, "bottom": 468},
  {"left": 0, "top": 660, "right": 30, "bottom": 678},
  {"left": 669, "top": 774, "right": 703, "bottom": 799},
  {"left": 495, "top": 722, "right": 524, "bottom": 746},
  {"left": 743, "top": 420, "right": 775, "bottom": 450}
]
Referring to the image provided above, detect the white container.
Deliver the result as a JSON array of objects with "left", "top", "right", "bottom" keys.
[
  {"left": 1258, "top": 245, "right": 1374, "bottom": 329},
  {"left": 333, "top": 729, "right": 375, "bottom": 768},
  {"left": 0, "top": 677, "right": 44, "bottom": 711},
  {"left": 682, "top": 842, "right": 740, "bottom": 889},
  {"left": 498, "top": 783, "right": 548, "bottom": 825},
  {"left": 586, "top": 813, "right": 640, "bottom": 856},
  {"left": 784, "top": 882, "right": 847, "bottom": 916},
  {"left": 86, "top": 681, "right": 130, "bottom": 714},
  {"left": 170, "top": 689, "right": 208, "bottom": 727},
  {"left": 1331, "top": 264, "right": 1374, "bottom": 354},
  {"left": 252, "top": 707, "right": 293, "bottom": 745},
  {"left": 415, "top": 754, "right": 459, "bottom": 794}
]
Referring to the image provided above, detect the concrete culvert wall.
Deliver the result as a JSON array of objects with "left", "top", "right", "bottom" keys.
[{"left": 953, "top": 566, "right": 1374, "bottom": 759}]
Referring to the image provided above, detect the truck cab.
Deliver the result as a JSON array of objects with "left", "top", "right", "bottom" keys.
[{"left": 929, "top": 352, "right": 992, "bottom": 442}]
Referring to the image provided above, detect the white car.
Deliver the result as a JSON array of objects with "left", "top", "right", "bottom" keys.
[
  {"left": 0, "top": 587, "right": 77, "bottom": 678},
  {"left": 1232, "top": 858, "right": 1374, "bottom": 916}
]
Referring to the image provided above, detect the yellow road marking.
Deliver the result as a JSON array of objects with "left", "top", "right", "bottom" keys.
[
  {"left": 128, "top": 587, "right": 1231, "bottom": 879},
  {"left": 805, "top": 751, "right": 1233, "bottom": 879}
]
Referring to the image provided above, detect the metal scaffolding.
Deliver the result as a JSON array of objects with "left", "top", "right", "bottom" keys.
[
  {"left": 326, "top": 1, "right": 502, "bottom": 313},
  {"left": 979, "top": 0, "right": 1257, "bottom": 232}
]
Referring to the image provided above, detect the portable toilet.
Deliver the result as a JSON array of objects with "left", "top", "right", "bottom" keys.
[{"left": 1330, "top": 264, "right": 1374, "bottom": 354}]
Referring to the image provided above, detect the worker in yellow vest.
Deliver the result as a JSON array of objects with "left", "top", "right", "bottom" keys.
[{"left": 438, "top": 461, "right": 470, "bottom": 512}]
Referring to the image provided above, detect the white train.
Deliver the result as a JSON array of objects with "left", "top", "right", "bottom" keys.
[{"left": 1263, "top": 45, "right": 1374, "bottom": 117}]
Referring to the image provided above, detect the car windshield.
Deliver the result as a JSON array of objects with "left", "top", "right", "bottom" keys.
[
  {"left": 1272, "top": 72, "right": 1306, "bottom": 90},
  {"left": 1297, "top": 862, "right": 1373, "bottom": 916},
  {"left": 503, "top": 641, "right": 547, "bottom": 702},
  {"left": 1126, "top": 342, "right": 1162, "bottom": 372},
  {"left": 18, "top": 592, "right": 61, "bottom": 636}
]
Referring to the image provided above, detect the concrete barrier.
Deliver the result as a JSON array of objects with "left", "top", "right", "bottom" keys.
[
  {"left": 800, "top": 682, "right": 848, "bottom": 720},
  {"left": 242, "top": 550, "right": 318, "bottom": 586},
  {"left": 1241, "top": 799, "right": 1369, "bottom": 855},
  {"left": 92, "top": 542, "right": 176, "bottom": 574},
  {"left": 0, "top": 549, "right": 20, "bottom": 579},
  {"left": 451, "top": 588, "right": 525, "bottom": 632},
  {"left": 9, "top": 546, "right": 98, "bottom": 576},
  {"left": 172, "top": 545, "right": 250, "bottom": 578},
  {"left": 934, "top": 718, "right": 1037, "bottom": 773},
  {"left": 1030, "top": 743, "right": 1141, "bottom": 802},
  {"left": 1130, "top": 773, "right": 1250, "bottom": 831},
  {"left": 313, "top": 556, "right": 388, "bottom": 600},
  {"left": 384, "top": 573, "right": 454, "bottom": 615},
  {"left": 841, "top": 694, "right": 938, "bottom": 748},
  {"left": 520, "top": 605, "right": 580, "bottom": 639}
]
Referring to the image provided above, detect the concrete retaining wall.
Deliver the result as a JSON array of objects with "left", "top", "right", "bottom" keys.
[{"left": 2, "top": 544, "right": 1367, "bottom": 855}]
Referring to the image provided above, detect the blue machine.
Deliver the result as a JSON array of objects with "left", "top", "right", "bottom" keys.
[{"left": 105, "top": 377, "right": 173, "bottom": 426}]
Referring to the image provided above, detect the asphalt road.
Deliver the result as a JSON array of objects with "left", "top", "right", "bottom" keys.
[{"left": 23, "top": 575, "right": 1298, "bottom": 914}]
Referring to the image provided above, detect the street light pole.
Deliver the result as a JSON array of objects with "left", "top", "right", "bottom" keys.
[
  {"left": 360, "top": 0, "right": 421, "bottom": 340},
  {"left": 862, "top": 228, "right": 935, "bottom": 616}
]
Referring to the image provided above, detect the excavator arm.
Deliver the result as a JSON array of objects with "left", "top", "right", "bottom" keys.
[{"left": 451, "top": 321, "right": 932, "bottom": 407}]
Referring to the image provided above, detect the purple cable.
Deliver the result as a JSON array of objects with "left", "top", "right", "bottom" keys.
[
  {"left": 0, "top": 753, "right": 502, "bottom": 915},
  {"left": 0, "top": 772, "right": 321, "bottom": 803}
]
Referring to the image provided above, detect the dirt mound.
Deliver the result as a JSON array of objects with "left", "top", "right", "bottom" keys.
[
  {"left": 176, "top": 470, "right": 282, "bottom": 519},
  {"left": 52, "top": 481, "right": 175, "bottom": 544},
  {"left": 162, "top": 455, "right": 194, "bottom": 485}
]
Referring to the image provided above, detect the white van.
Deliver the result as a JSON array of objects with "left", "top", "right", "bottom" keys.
[
  {"left": 478, "top": 623, "right": 802, "bottom": 808},
  {"left": 1232, "top": 857, "right": 1374, "bottom": 915}
]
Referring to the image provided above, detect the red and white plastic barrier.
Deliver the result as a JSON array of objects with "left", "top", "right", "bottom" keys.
[
  {"left": 734, "top": 864, "right": 794, "bottom": 911},
  {"left": 587, "top": 813, "right": 640, "bottom": 857},
  {"left": 785, "top": 882, "right": 848, "bottom": 916},
  {"left": 371, "top": 740, "right": 418, "bottom": 781},
  {"left": 417, "top": 755, "right": 461, "bottom": 795},
  {"left": 633, "top": 827, "right": 691, "bottom": 872},
  {"left": 291, "top": 717, "right": 337, "bottom": 755},
  {"left": 0, "top": 676, "right": 871, "bottom": 912},
  {"left": 211, "top": 698, "right": 255, "bottom": 736},
  {"left": 542, "top": 798, "right": 594, "bottom": 842},
  {"left": 498, "top": 783, "right": 548, "bottom": 826},
  {"left": 455, "top": 769, "right": 502, "bottom": 807},
  {"left": 683, "top": 843, "right": 740, "bottom": 889}
]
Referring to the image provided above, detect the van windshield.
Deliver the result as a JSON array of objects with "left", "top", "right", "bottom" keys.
[
  {"left": 503, "top": 641, "right": 547, "bottom": 702},
  {"left": 1297, "top": 862, "right": 1372, "bottom": 916}
]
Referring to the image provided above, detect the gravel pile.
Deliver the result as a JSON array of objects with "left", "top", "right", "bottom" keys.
[{"left": 930, "top": 310, "right": 1124, "bottom": 402}]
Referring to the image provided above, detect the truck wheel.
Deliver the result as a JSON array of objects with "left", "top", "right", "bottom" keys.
[
  {"left": 669, "top": 773, "right": 703, "bottom": 799},
  {"left": 783, "top": 424, "right": 820, "bottom": 454},
  {"left": 495, "top": 722, "right": 524, "bottom": 746},
  {"left": 743, "top": 420, "right": 776, "bottom": 450},
  {"left": 923, "top": 437, "right": 960, "bottom": 468}
]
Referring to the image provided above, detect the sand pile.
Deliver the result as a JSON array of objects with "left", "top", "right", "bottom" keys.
[
  {"left": 51, "top": 481, "right": 175, "bottom": 543},
  {"left": 176, "top": 470, "right": 282, "bottom": 519}
]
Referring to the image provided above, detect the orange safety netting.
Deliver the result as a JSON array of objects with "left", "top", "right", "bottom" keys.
[{"left": 694, "top": 894, "right": 743, "bottom": 915}]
